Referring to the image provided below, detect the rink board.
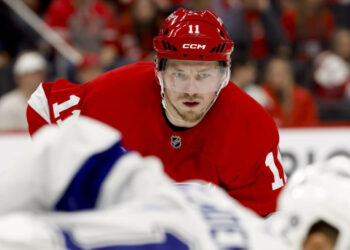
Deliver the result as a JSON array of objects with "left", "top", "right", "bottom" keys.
[{"left": 0, "top": 128, "right": 350, "bottom": 176}]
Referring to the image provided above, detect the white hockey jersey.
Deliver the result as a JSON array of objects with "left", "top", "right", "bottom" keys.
[{"left": 0, "top": 117, "right": 287, "bottom": 250}]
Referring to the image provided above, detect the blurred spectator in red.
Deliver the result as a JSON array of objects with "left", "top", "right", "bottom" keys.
[
  {"left": 231, "top": 57, "right": 273, "bottom": 108},
  {"left": 184, "top": 0, "right": 211, "bottom": 10},
  {"left": 313, "top": 28, "right": 350, "bottom": 121},
  {"left": 111, "top": 0, "right": 185, "bottom": 12},
  {"left": 262, "top": 57, "right": 319, "bottom": 127},
  {"left": 281, "top": 0, "right": 335, "bottom": 62},
  {"left": 0, "top": 51, "right": 47, "bottom": 130},
  {"left": 75, "top": 52, "right": 104, "bottom": 84},
  {"left": 118, "top": 0, "right": 169, "bottom": 61},
  {"left": 45, "top": 0, "right": 120, "bottom": 67},
  {"left": 154, "top": 0, "right": 185, "bottom": 9},
  {"left": 212, "top": 0, "right": 289, "bottom": 62}
]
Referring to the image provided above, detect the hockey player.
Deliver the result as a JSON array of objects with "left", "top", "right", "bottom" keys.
[
  {"left": 26, "top": 8, "right": 286, "bottom": 216},
  {"left": 268, "top": 156, "right": 350, "bottom": 250},
  {"left": 0, "top": 117, "right": 287, "bottom": 250}
]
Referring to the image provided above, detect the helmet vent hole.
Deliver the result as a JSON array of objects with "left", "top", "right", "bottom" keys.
[
  {"left": 171, "top": 45, "right": 177, "bottom": 51},
  {"left": 220, "top": 43, "right": 226, "bottom": 52},
  {"left": 162, "top": 40, "right": 167, "bottom": 50},
  {"left": 166, "top": 42, "right": 171, "bottom": 50},
  {"left": 163, "top": 29, "right": 169, "bottom": 35},
  {"left": 215, "top": 44, "right": 222, "bottom": 53},
  {"left": 210, "top": 47, "right": 216, "bottom": 53}
]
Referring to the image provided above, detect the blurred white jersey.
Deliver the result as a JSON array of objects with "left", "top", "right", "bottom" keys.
[{"left": 0, "top": 117, "right": 287, "bottom": 250}]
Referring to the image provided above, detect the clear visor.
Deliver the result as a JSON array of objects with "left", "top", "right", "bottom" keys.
[{"left": 158, "top": 59, "right": 229, "bottom": 94}]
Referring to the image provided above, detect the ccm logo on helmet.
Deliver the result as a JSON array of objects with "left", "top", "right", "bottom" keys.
[{"left": 182, "top": 44, "right": 206, "bottom": 49}]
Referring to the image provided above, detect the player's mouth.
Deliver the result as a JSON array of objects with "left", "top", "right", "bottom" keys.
[{"left": 183, "top": 101, "right": 200, "bottom": 107}]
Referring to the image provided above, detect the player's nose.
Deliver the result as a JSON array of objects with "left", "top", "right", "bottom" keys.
[{"left": 183, "top": 76, "right": 199, "bottom": 94}]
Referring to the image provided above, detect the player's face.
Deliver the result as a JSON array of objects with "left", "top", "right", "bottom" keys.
[
  {"left": 161, "top": 60, "right": 225, "bottom": 127},
  {"left": 303, "top": 232, "right": 335, "bottom": 250}
]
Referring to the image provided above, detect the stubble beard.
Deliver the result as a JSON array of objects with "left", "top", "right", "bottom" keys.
[
  {"left": 174, "top": 105, "right": 205, "bottom": 123},
  {"left": 165, "top": 94, "right": 206, "bottom": 124}
]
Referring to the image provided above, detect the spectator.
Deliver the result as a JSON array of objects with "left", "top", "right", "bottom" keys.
[
  {"left": 281, "top": 0, "right": 335, "bottom": 62},
  {"left": 0, "top": 0, "right": 47, "bottom": 58},
  {"left": 0, "top": 53, "right": 13, "bottom": 98},
  {"left": 75, "top": 52, "right": 104, "bottom": 84},
  {"left": 262, "top": 57, "right": 319, "bottom": 127},
  {"left": 280, "top": 0, "right": 336, "bottom": 88},
  {"left": 231, "top": 57, "right": 273, "bottom": 108},
  {"left": 332, "top": 0, "right": 350, "bottom": 29},
  {"left": 313, "top": 28, "right": 350, "bottom": 121},
  {"left": 213, "top": 0, "right": 289, "bottom": 63},
  {"left": 0, "top": 51, "right": 47, "bottom": 130},
  {"left": 45, "top": 0, "right": 120, "bottom": 69},
  {"left": 184, "top": 0, "right": 211, "bottom": 10},
  {"left": 0, "top": 0, "right": 49, "bottom": 96},
  {"left": 118, "top": 0, "right": 167, "bottom": 61},
  {"left": 314, "top": 28, "right": 350, "bottom": 99}
]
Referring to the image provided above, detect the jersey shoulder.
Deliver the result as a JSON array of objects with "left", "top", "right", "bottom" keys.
[
  {"left": 85, "top": 61, "right": 156, "bottom": 93},
  {"left": 204, "top": 82, "right": 281, "bottom": 182},
  {"left": 226, "top": 82, "right": 276, "bottom": 126},
  {"left": 212, "top": 81, "right": 278, "bottom": 141},
  {"left": 28, "top": 62, "right": 156, "bottom": 130},
  {"left": 28, "top": 79, "right": 84, "bottom": 125}
]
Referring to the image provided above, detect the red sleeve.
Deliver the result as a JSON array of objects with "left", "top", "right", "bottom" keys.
[
  {"left": 27, "top": 82, "right": 54, "bottom": 136},
  {"left": 27, "top": 79, "right": 86, "bottom": 137},
  {"left": 26, "top": 105, "right": 49, "bottom": 136}
]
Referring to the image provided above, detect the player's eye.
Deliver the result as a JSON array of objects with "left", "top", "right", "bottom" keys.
[
  {"left": 198, "top": 73, "right": 210, "bottom": 79},
  {"left": 173, "top": 72, "right": 186, "bottom": 79}
]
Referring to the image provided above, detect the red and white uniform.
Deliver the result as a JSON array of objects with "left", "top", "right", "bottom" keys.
[{"left": 27, "top": 62, "right": 286, "bottom": 216}]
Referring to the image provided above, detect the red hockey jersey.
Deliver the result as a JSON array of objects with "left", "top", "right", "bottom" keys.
[{"left": 27, "top": 62, "right": 286, "bottom": 216}]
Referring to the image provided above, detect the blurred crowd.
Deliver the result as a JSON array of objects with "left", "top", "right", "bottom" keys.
[{"left": 0, "top": 0, "right": 349, "bottom": 130}]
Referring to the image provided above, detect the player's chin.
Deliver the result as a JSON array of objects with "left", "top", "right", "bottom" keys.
[{"left": 182, "top": 111, "right": 204, "bottom": 123}]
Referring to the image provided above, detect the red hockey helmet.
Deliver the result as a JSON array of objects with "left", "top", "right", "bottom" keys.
[{"left": 153, "top": 8, "right": 234, "bottom": 71}]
